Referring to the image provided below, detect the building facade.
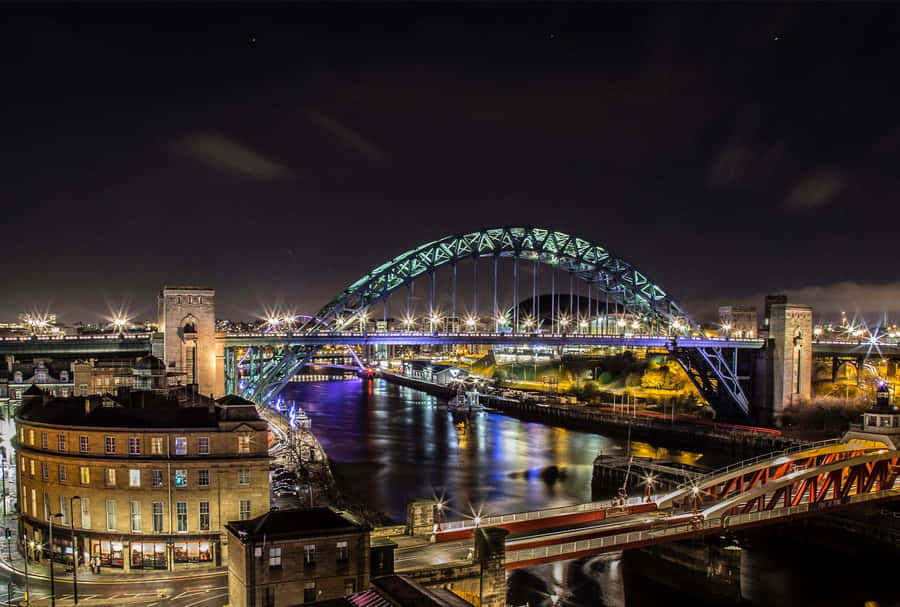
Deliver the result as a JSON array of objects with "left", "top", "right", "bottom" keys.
[
  {"left": 717, "top": 306, "right": 758, "bottom": 338},
  {"left": 226, "top": 508, "right": 371, "bottom": 607},
  {"left": 15, "top": 390, "right": 269, "bottom": 571},
  {"left": 769, "top": 303, "right": 813, "bottom": 422}
]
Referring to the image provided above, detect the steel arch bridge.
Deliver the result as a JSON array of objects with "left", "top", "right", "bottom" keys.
[{"left": 232, "top": 227, "right": 751, "bottom": 416}]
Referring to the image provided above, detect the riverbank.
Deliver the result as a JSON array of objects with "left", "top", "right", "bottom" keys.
[{"left": 377, "top": 371, "right": 805, "bottom": 458}]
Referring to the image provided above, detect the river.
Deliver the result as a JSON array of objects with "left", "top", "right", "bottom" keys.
[{"left": 283, "top": 378, "right": 900, "bottom": 607}]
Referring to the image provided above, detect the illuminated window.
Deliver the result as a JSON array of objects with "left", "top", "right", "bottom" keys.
[
  {"left": 152, "top": 502, "right": 164, "bottom": 532},
  {"left": 29, "top": 459, "right": 35, "bottom": 477},
  {"left": 81, "top": 497, "right": 91, "bottom": 529},
  {"left": 151, "top": 437, "right": 164, "bottom": 455},
  {"left": 129, "top": 469, "right": 141, "bottom": 487},
  {"left": 336, "top": 540, "right": 349, "bottom": 562},
  {"left": 80, "top": 466, "right": 90, "bottom": 485},
  {"left": 269, "top": 546, "right": 282, "bottom": 568},
  {"left": 199, "top": 501, "right": 210, "bottom": 531},
  {"left": 106, "top": 500, "right": 117, "bottom": 531},
  {"left": 130, "top": 501, "right": 141, "bottom": 532},
  {"left": 237, "top": 435, "right": 251, "bottom": 454},
  {"left": 105, "top": 468, "right": 116, "bottom": 487},
  {"left": 28, "top": 430, "right": 34, "bottom": 446},
  {"left": 176, "top": 502, "right": 187, "bottom": 532},
  {"left": 175, "top": 437, "right": 187, "bottom": 455},
  {"left": 175, "top": 469, "right": 187, "bottom": 487},
  {"left": 79, "top": 384, "right": 88, "bottom": 396}
]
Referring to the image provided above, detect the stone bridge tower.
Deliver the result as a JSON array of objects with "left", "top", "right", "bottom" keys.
[
  {"left": 769, "top": 303, "right": 813, "bottom": 423},
  {"left": 157, "top": 286, "right": 224, "bottom": 398}
]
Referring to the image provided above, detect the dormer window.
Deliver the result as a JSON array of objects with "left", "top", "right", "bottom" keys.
[
  {"left": 60, "top": 371, "right": 69, "bottom": 381},
  {"left": 13, "top": 372, "right": 22, "bottom": 383}
]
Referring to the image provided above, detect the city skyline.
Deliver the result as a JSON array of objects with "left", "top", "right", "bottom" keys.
[{"left": 5, "top": 5, "right": 900, "bottom": 321}]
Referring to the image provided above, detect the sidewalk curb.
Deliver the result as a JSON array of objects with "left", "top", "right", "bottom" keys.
[{"left": 0, "top": 552, "right": 226, "bottom": 585}]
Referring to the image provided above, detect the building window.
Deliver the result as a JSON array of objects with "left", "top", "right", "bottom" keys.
[
  {"left": 151, "top": 470, "right": 163, "bottom": 488},
  {"left": 304, "top": 544, "right": 316, "bottom": 566},
  {"left": 175, "top": 437, "right": 187, "bottom": 455},
  {"left": 152, "top": 502, "right": 164, "bottom": 532},
  {"left": 199, "top": 501, "right": 210, "bottom": 531},
  {"left": 31, "top": 489, "right": 36, "bottom": 520},
  {"left": 175, "top": 470, "right": 187, "bottom": 487},
  {"left": 269, "top": 546, "right": 282, "bottom": 568},
  {"left": 57, "top": 434, "right": 67, "bottom": 452},
  {"left": 28, "top": 430, "right": 35, "bottom": 446},
  {"left": 129, "top": 437, "right": 141, "bottom": 455},
  {"left": 19, "top": 429, "right": 24, "bottom": 444},
  {"left": 239, "top": 468, "right": 250, "bottom": 486},
  {"left": 130, "top": 501, "right": 141, "bottom": 532},
  {"left": 238, "top": 435, "right": 251, "bottom": 454},
  {"left": 198, "top": 437, "right": 209, "bottom": 455},
  {"left": 198, "top": 469, "right": 209, "bottom": 487},
  {"left": 58, "top": 464, "right": 68, "bottom": 482},
  {"left": 105, "top": 468, "right": 116, "bottom": 487},
  {"left": 239, "top": 500, "right": 251, "bottom": 521},
  {"left": 151, "top": 437, "right": 164, "bottom": 455},
  {"left": 303, "top": 582, "right": 316, "bottom": 603},
  {"left": 344, "top": 580, "right": 355, "bottom": 595},
  {"left": 40, "top": 432, "right": 47, "bottom": 449},
  {"left": 79, "top": 384, "right": 88, "bottom": 396},
  {"left": 198, "top": 296, "right": 202, "bottom": 304},
  {"left": 80, "top": 467, "right": 90, "bottom": 485},
  {"left": 29, "top": 459, "right": 35, "bottom": 477},
  {"left": 79, "top": 435, "right": 89, "bottom": 453},
  {"left": 105, "top": 436, "right": 115, "bottom": 455},
  {"left": 81, "top": 497, "right": 91, "bottom": 529},
  {"left": 106, "top": 500, "right": 117, "bottom": 531},
  {"left": 43, "top": 493, "right": 50, "bottom": 521},
  {"left": 176, "top": 502, "right": 188, "bottom": 532},
  {"left": 41, "top": 462, "right": 48, "bottom": 480},
  {"left": 336, "top": 540, "right": 349, "bottom": 562},
  {"left": 177, "top": 296, "right": 181, "bottom": 304},
  {"left": 59, "top": 496, "right": 69, "bottom": 525},
  {"left": 129, "top": 469, "right": 141, "bottom": 488}
]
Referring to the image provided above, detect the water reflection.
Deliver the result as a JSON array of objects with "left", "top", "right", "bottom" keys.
[{"left": 283, "top": 379, "right": 710, "bottom": 523}]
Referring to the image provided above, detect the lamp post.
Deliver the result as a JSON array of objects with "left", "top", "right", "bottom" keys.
[
  {"left": 0, "top": 446, "right": 6, "bottom": 519},
  {"left": 25, "top": 540, "right": 33, "bottom": 605},
  {"left": 69, "top": 496, "right": 81, "bottom": 604},
  {"left": 50, "top": 512, "right": 63, "bottom": 607},
  {"left": 435, "top": 502, "right": 443, "bottom": 533}
]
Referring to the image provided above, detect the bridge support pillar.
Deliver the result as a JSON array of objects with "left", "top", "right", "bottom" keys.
[
  {"left": 406, "top": 499, "right": 437, "bottom": 536},
  {"left": 474, "top": 527, "right": 509, "bottom": 607},
  {"left": 769, "top": 304, "right": 813, "bottom": 425}
]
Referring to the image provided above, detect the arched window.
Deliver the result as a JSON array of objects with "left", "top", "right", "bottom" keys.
[
  {"left": 13, "top": 372, "right": 22, "bottom": 383},
  {"left": 60, "top": 371, "right": 69, "bottom": 381}
]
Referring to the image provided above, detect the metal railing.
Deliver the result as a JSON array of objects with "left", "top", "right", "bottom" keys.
[
  {"left": 506, "top": 486, "right": 900, "bottom": 563},
  {"left": 664, "top": 438, "right": 842, "bottom": 496}
]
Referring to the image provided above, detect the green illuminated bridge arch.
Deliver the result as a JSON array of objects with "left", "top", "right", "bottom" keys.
[{"left": 242, "top": 227, "right": 751, "bottom": 417}]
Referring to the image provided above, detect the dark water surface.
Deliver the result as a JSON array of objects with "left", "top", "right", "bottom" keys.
[
  {"left": 283, "top": 379, "right": 900, "bottom": 607},
  {"left": 283, "top": 378, "right": 715, "bottom": 521}
]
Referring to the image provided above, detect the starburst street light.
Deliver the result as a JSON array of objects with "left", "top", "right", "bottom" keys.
[{"left": 465, "top": 315, "right": 477, "bottom": 330}]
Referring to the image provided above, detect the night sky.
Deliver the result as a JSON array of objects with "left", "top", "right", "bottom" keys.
[{"left": 4, "top": 4, "right": 899, "bottom": 323}]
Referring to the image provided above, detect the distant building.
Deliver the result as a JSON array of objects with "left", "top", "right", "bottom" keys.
[
  {"left": 157, "top": 286, "right": 223, "bottom": 398},
  {"left": 15, "top": 390, "right": 269, "bottom": 572},
  {"left": 763, "top": 294, "right": 788, "bottom": 331},
  {"left": 225, "top": 507, "right": 374, "bottom": 607},
  {"left": 717, "top": 306, "right": 758, "bottom": 338},
  {"left": 1, "top": 359, "right": 74, "bottom": 413}
]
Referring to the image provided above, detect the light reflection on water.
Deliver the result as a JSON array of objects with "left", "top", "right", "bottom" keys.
[{"left": 282, "top": 379, "right": 712, "bottom": 523}]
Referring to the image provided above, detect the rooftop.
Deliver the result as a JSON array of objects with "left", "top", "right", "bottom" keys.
[
  {"left": 16, "top": 390, "right": 261, "bottom": 429},
  {"left": 306, "top": 576, "right": 473, "bottom": 607},
  {"left": 226, "top": 507, "right": 369, "bottom": 541}
]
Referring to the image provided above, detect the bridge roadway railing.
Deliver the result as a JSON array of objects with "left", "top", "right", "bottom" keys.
[
  {"left": 438, "top": 496, "right": 647, "bottom": 532},
  {"left": 505, "top": 485, "right": 900, "bottom": 565},
  {"left": 664, "top": 437, "right": 841, "bottom": 495}
]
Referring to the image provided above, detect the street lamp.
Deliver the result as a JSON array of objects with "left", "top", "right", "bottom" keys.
[
  {"left": 50, "top": 512, "right": 63, "bottom": 607},
  {"left": 0, "top": 446, "right": 6, "bottom": 519},
  {"left": 465, "top": 316, "right": 477, "bottom": 331},
  {"left": 25, "top": 540, "right": 34, "bottom": 605},
  {"left": 435, "top": 501, "right": 444, "bottom": 533},
  {"left": 69, "top": 496, "right": 81, "bottom": 604}
]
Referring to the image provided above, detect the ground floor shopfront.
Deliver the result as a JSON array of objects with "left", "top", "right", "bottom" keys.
[{"left": 21, "top": 517, "right": 222, "bottom": 572}]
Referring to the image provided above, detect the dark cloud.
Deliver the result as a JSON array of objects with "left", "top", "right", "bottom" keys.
[
  {"left": 782, "top": 171, "right": 846, "bottom": 212},
  {"left": 174, "top": 133, "right": 294, "bottom": 180}
]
